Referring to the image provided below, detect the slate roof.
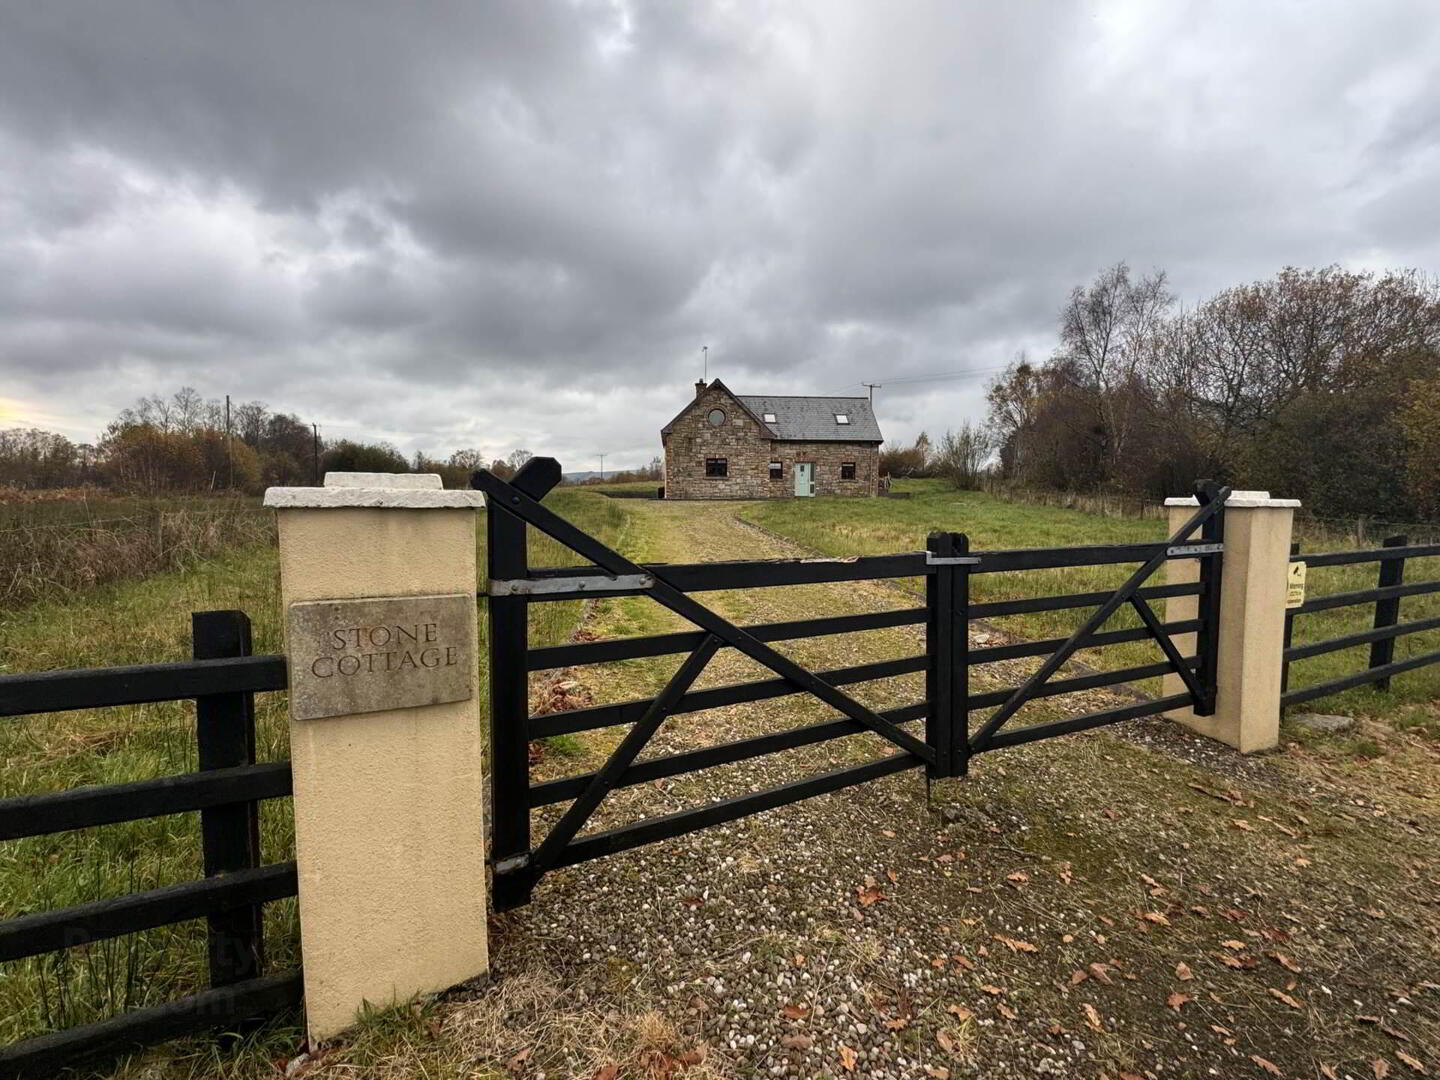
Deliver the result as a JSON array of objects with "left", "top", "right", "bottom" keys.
[{"left": 736, "top": 395, "right": 884, "bottom": 443}]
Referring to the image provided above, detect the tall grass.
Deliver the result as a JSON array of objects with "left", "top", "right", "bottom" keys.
[
  {"left": 0, "top": 488, "right": 627, "bottom": 1054},
  {"left": 0, "top": 491, "right": 273, "bottom": 609}
]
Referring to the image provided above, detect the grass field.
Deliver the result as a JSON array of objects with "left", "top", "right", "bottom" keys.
[
  {"left": 0, "top": 490, "right": 274, "bottom": 610},
  {"left": 0, "top": 488, "right": 626, "bottom": 1065},
  {"left": 739, "top": 480, "right": 1440, "bottom": 729}
]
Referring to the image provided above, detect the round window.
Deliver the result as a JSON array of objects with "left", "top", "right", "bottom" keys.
[{"left": 707, "top": 408, "right": 726, "bottom": 426}]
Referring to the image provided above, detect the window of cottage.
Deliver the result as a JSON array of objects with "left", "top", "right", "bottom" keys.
[
  {"left": 707, "top": 408, "right": 726, "bottom": 426},
  {"left": 762, "top": 412, "right": 777, "bottom": 423},
  {"left": 841, "top": 461, "right": 857, "bottom": 480},
  {"left": 769, "top": 461, "right": 783, "bottom": 479},
  {"left": 706, "top": 457, "right": 728, "bottom": 477},
  {"left": 835, "top": 413, "right": 850, "bottom": 425}
]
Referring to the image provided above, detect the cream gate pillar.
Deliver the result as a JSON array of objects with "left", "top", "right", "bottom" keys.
[
  {"left": 1163, "top": 490, "right": 1299, "bottom": 753},
  {"left": 264, "top": 472, "right": 489, "bottom": 1042}
]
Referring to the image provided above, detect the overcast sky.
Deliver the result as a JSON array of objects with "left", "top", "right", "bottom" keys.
[{"left": 3, "top": 2, "right": 1438, "bottom": 470}]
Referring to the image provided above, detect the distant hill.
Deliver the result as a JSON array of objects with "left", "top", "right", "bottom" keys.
[{"left": 563, "top": 471, "right": 603, "bottom": 483}]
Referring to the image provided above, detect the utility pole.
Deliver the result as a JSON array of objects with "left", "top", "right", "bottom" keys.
[
  {"left": 598, "top": 453, "right": 606, "bottom": 482},
  {"left": 863, "top": 382, "right": 882, "bottom": 405},
  {"left": 312, "top": 423, "right": 320, "bottom": 485},
  {"left": 702, "top": 345, "right": 708, "bottom": 381},
  {"left": 224, "top": 394, "right": 233, "bottom": 489}
]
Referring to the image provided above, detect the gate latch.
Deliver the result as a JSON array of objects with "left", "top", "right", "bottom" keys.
[
  {"left": 1166, "top": 543, "right": 1224, "bottom": 558},
  {"left": 926, "top": 554, "right": 982, "bottom": 566}
]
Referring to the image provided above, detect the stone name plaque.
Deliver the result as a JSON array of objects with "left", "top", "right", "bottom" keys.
[{"left": 287, "top": 593, "right": 475, "bottom": 721}]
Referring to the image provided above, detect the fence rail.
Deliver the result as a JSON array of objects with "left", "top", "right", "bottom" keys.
[
  {"left": 1282, "top": 535, "right": 1440, "bottom": 706},
  {"left": 0, "top": 610, "right": 296, "bottom": 1078}
]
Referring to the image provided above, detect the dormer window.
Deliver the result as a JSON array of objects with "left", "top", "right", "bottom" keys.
[
  {"left": 763, "top": 412, "right": 777, "bottom": 423},
  {"left": 835, "top": 413, "right": 850, "bottom": 425}
]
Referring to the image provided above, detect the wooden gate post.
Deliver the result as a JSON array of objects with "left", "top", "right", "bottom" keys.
[
  {"left": 265, "top": 472, "right": 488, "bottom": 1042},
  {"left": 1162, "top": 489, "right": 1299, "bottom": 753}
]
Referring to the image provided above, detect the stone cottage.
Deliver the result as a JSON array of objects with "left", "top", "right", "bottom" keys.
[{"left": 661, "top": 379, "right": 884, "bottom": 499}]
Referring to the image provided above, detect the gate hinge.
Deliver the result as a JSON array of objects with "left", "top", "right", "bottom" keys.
[
  {"left": 1166, "top": 543, "right": 1224, "bottom": 558},
  {"left": 489, "top": 573, "right": 654, "bottom": 596},
  {"left": 494, "top": 853, "right": 531, "bottom": 875},
  {"left": 926, "top": 554, "right": 981, "bottom": 566}
]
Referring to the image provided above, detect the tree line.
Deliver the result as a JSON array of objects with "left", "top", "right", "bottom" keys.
[
  {"left": 983, "top": 263, "right": 1440, "bottom": 519},
  {"left": 0, "top": 388, "right": 541, "bottom": 494}
]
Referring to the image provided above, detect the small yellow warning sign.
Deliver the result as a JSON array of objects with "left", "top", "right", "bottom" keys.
[{"left": 1286, "top": 561, "right": 1306, "bottom": 609}]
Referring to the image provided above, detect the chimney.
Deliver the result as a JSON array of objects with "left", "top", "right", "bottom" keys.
[{"left": 695, "top": 379, "right": 707, "bottom": 399}]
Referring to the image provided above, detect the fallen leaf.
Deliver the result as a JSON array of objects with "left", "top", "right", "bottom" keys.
[
  {"left": 839, "top": 1045, "right": 857, "bottom": 1072},
  {"left": 925, "top": 1068, "right": 951, "bottom": 1080},
  {"left": 1168, "top": 992, "right": 1192, "bottom": 1011},
  {"left": 1222, "top": 940, "right": 1247, "bottom": 950},
  {"left": 1374, "top": 1060, "right": 1391, "bottom": 1079},
  {"left": 856, "top": 882, "right": 886, "bottom": 907},
  {"left": 996, "top": 935, "right": 1039, "bottom": 953},
  {"left": 1395, "top": 1051, "right": 1426, "bottom": 1074},
  {"left": 997, "top": 1002, "right": 1019, "bottom": 1020},
  {"left": 780, "top": 1035, "right": 812, "bottom": 1050},
  {"left": 1083, "top": 1003, "right": 1104, "bottom": 1032},
  {"left": 886, "top": 869, "right": 900, "bottom": 884},
  {"left": 936, "top": 1030, "right": 954, "bottom": 1053},
  {"left": 508, "top": 1048, "right": 533, "bottom": 1073},
  {"left": 781, "top": 1003, "right": 810, "bottom": 1020},
  {"left": 1321, "top": 1067, "right": 1339, "bottom": 1080},
  {"left": 592, "top": 1065, "right": 619, "bottom": 1080},
  {"left": 1233, "top": 819, "right": 1255, "bottom": 832},
  {"left": 1141, "top": 911, "right": 1171, "bottom": 926},
  {"left": 1268, "top": 952, "right": 1301, "bottom": 973},
  {"left": 885, "top": 1017, "right": 909, "bottom": 1031},
  {"left": 1089, "top": 962, "right": 1114, "bottom": 984},
  {"left": 1006, "top": 871, "right": 1030, "bottom": 886},
  {"left": 947, "top": 1004, "right": 974, "bottom": 1020},
  {"left": 1251, "top": 1055, "right": 1282, "bottom": 1076},
  {"left": 1268, "top": 988, "right": 1302, "bottom": 1010},
  {"left": 981, "top": 984, "right": 1005, "bottom": 996},
  {"left": 1176, "top": 962, "right": 1194, "bottom": 981},
  {"left": 1070, "top": 969, "right": 1089, "bottom": 986}
]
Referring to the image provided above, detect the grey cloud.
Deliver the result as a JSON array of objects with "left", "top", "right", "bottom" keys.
[{"left": 2, "top": 1, "right": 1440, "bottom": 465}]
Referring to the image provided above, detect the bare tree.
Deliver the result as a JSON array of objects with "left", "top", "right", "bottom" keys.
[{"left": 934, "top": 422, "right": 994, "bottom": 490}]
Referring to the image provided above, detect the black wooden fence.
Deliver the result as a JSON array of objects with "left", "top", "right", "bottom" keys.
[
  {"left": 0, "top": 611, "right": 297, "bottom": 1078},
  {"left": 1281, "top": 538, "right": 1440, "bottom": 706}
]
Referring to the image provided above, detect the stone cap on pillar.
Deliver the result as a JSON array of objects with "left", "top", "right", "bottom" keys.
[
  {"left": 264, "top": 471, "right": 486, "bottom": 509},
  {"left": 1164, "top": 490, "right": 1300, "bottom": 509}
]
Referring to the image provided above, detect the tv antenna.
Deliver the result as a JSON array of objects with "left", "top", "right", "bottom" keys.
[{"left": 862, "top": 382, "right": 882, "bottom": 405}]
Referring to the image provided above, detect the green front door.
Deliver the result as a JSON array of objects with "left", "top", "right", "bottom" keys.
[{"left": 794, "top": 462, "right": 814, "bottom": 496}]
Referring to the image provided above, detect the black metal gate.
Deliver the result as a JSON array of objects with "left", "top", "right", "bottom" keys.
[{"left": 475, "top": 460, "right": 1228, "bottom": 909}]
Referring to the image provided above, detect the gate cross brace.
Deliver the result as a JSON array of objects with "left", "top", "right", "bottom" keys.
[
  {"left": 472, "top": 468, "right": 936, "bottom": 768},
  {"left": 968, "top": 484, "right": 1230, "bottom": 753},
  {"left": 528, "top": 635, "right": 723, "bottom": 875}
]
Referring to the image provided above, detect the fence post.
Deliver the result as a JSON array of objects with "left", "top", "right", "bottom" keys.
[
  {"left": 1369, "top": 534, "right": 1408, "bottom": 690},
  {"left": 192, "top": 609, "right": 263, "bottom": 990},
  {"left": 488, "top": 478, "right": 537, "bottom": 910},
  {"left": 925, "top": 533, "right": 953, "bottom": 779},
  {"left": 264, "top": 472, "right": 488, "bottom": 1043},
  {"left": 925, "top": 532, "right": 971, "bottom": 779},
  {"left": 1163, "top": 490, "right": 1299, "bottom": 752},
  {"left": 1280, "top": 542, "right": 1299, "bottom": 695}
]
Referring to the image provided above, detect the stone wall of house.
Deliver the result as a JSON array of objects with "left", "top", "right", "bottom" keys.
[{"left": 663, "top": 383, "right": 879, "bottom": 499}]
